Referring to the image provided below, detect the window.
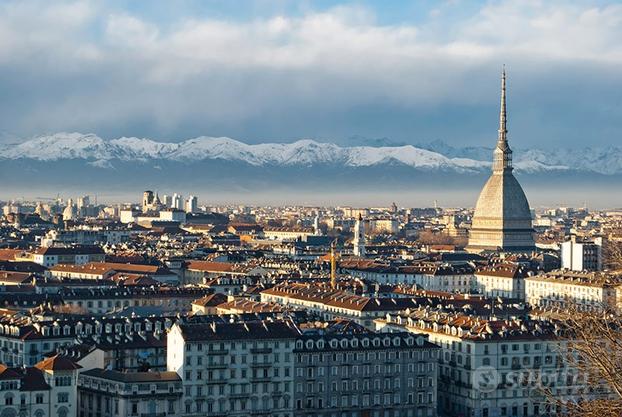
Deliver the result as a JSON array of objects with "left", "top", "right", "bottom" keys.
[
  {"left": 56, "top": 376, "right": 72, "bottom": 386},
  {"left": 58, "top": 393, "right": 69, "bottom": 403}
]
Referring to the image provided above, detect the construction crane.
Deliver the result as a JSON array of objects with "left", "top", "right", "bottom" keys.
[{"left": 330, "top": 239, "right": 339, "bottom": 289}]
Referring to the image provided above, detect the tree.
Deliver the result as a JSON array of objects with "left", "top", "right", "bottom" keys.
[
  {"left": 416, "top": 230, "right": 467, "bottom": 247},
  {"left": 545, "top": 305, "right": 622, "bottom": 417},
  {"left": 603, "top": 239, "right": 622, "bottom": 271}
]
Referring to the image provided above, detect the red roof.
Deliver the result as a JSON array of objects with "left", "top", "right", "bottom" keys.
[
  {"left": 186, "top": 261, "right": 235, "bottom": 272},
  {"left": 35, "top": 355, "right": 82, "bottom": 371},
  {"left": 0, "top": 249, "right": 25, "bottom": 261},
  {"left": 192, "top": 293, "right": 228, "bottom": 307}
]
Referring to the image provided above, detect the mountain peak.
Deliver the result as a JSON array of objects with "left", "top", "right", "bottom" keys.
[{"left": 0, "top": 132, "right": 618, "bottom": 175}]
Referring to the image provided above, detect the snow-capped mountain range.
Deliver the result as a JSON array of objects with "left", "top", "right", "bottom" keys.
[{"left": 0, "top": 132, "right": 605, "bottom": 174}]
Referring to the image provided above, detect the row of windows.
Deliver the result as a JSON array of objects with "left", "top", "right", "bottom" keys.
[
  {"left": 184, "top": 366, "right": 289, "bottom": 381},
  {"left": 185, "top": 352, "right": 291, "bottom": 366},
  {"left": 296, "top": 377, "right": 434, "bottom": 393},
  {"left": 184, "top": 396, "right": 290, "bottom": 413},
  {"left": 185, "top": 381, "right": 290, "bottom": 396},
  {"left": 296, "top": 391, "right": 434, "bottom": 409},
  {"left": 439, "top": 340, "right": 546, "bottom": 354},
  {"left": 297, "top": 349, "right": 432, "bottom": 364},
  {"left": 185, "top": 340, "right": 291, "bottom": 351},
  {"left": 296, "top": 362, "right": 432, "bottom": 379},
  {"left": 4, "top": 392, "right": 61, "bottom": 405},
  {"left": 80, "top": 393, "right": 177, "bottom": 416}
]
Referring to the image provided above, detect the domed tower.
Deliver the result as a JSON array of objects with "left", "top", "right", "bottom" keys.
[{"left": 466, "top": 69, "right": 535, "bottom": 253}]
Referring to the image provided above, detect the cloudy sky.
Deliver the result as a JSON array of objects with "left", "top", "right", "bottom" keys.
[{"left": 0, "top": 0, "right": 620, "bottom": 148}]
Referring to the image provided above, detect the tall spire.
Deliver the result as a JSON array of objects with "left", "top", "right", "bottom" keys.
[
  {"left": 493, "top": 66, "right": 512, "bottom": 173},
  {"left": 498, "top": 65, "right": 507, "bottom": 145}
]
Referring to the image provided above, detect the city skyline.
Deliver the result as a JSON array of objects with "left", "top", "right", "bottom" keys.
[{"left": 3, "top": 2, "right": 622, "bottom": 417}]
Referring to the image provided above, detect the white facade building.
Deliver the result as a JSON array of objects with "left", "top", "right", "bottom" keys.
[
  {"left": 185, "top": 196, "right": 198, "bottom": 214},
  {"left": 0, "top": 355, "right": 81, "bottom": 417},
  {"left": 560, "top": 236, "right": 603, "bottom": 271},
  {"left": 167, "top": 320, "right": 299, "bottom": 417},
  {"left": 78, "top": 369, "right": 183, "bottom": 417},
  {"left": 473, "top": 264, "right": 528, "bottom": 299},
  {"left": 525, "top": 270, "right": 621, "bottom": 311},
  {"left": 377, "top": 311, "right": 610, "bottom": 417}
]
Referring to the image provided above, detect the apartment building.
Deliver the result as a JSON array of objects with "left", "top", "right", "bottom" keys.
[
  {"left": 0, "top": 315, "right": 174, "bottom": 366},
  {"left": 340, "top": 261, "right": 474, "bottom": 293},
  {"left": 376, "top": 310, "right": 610, "bottom": 417},
  {"left": 0, "top": 355, "right": 81, "bottom": 417},
  {"left": 20, "top": 246, "right": 105, "bottom": 268},
  {"left": 78, "top": 369, "right": 183, "bottom": 417},
  {"left": 167, "top": 320, "right": 301, "bottom": 417},
  {"left": 293, "top": 330, "right": 439, "bottom": 417},
  {"left": 560, "top": 236, "right": 603, "bottom": 271},
  {"left": 525, "top": 270, "right": 622, "bottom": 311},
  {"left": 261, "top": 282, "right": 425, "bottom": 328},
  {"left": 473, "top": 263, "right": 530, "bottom": 300}
]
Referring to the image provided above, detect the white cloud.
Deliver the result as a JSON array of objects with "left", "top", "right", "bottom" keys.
[{"left": 0, "top": 0, "right": 620, "bottom": 145}]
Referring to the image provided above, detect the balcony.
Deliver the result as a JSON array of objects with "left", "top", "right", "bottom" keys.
[
  {"left": 206, "top": 363, "right": 228, "bottom": 370},
  {"left": 439, "top": 375, "right": 452, "bottom": 384},
  {"left": 208, "top": 349, "right": 229, "bottom": 355},
  {"left": 250, "top": 348, "right": 273, "bottom": 354},
  {"left": 205, "top": 378, "right": 228, "bottom": 385},
  {"left": 140, "top": 413, "right": 166, "bottom": 417}
]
